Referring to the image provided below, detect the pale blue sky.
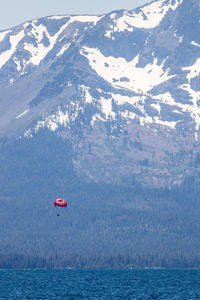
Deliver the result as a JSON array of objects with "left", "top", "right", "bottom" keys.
[{"left": 1, "top": 0, "right": 152, "bottom": 31}]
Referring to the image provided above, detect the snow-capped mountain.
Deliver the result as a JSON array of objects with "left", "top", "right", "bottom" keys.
[{"left": 1, "top": 0, "right": 200, "bottom": 187}]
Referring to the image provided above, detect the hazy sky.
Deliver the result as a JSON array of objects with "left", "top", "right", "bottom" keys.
[{"left": 0, "top": 0, "right": 152, "bottom": 31}]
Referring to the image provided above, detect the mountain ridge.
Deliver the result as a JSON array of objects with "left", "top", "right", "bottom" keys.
[
  {"left": 2, "top": 0, "right": 200, "bottom": 267},
  {"left": 0, "top": 0, "right": 200, "bottom": 187}
]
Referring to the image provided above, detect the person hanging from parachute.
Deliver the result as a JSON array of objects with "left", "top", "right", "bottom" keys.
[{"left": 54, "top": 198, "right": 67, "bottom": 216}]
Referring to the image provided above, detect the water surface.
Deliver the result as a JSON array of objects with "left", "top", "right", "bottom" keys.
[{"left": 1, "top": 269, "right": 200, "bottom": 299}]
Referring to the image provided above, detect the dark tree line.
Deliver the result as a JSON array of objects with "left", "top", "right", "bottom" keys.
[{"left": 2, "top": 252, "right": 200, "bottom": 269}]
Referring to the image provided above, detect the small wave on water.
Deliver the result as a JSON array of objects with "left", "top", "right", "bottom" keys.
[{"left": 1, "top": 269, "right": 200, "bottom": 299}]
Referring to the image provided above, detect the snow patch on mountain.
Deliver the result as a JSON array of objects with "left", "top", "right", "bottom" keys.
[
  {"left": 47, "top": 15, "right": 103, "bottom": 25},
  {"left": 68, "top": 15, "right": 103, "bottom": 26},
  {"left": 57, "top": 43, "right": 71, "bottom": 56},
  {"left": 183, "top": 58, "right": 200, "bottom": 82},
  {"left": 23, "top": 15, "right": 102, "bottom": 67},
  {"left": 0, "top": 15, "right": 102, "bottom": 72},
  {"left": 15, "top": 109, "right": 30, "bottom": 119},
  {"left": 0, "top": 30, "right": 25, "bottom": 68},
  {"left": 13, "top": 57, "right": 21, "bottom": 71},
  {"left": 150, "top": 117, "right": 178, "bottom": 129},
  {"left": 191, "top": 41, "right": 200, "bottom": 48},
  {"left": 153, "top": 88, "right": 200, "bottom": 134},
  {"left": 128, "top": 0, "right": 183, "bottom": 29},
  {"left": 111, "top": 93, "right": 141, "bottom": 106},
  {"left": 151, "top": 103, "right": 161, "bottom": 114},
  {"left": 81, "top": 46, "right": 175, "bottom": 93},
  {"left": 105, "top": 0, "right": 183, "bottom": 36},
  {"left": 24, "top": 101, "right": 85, "bottom": 137},
  {"left": 30, "top": 107, "right": 70, "bottom": 133},
  {"left": 153, "top": 92, "right": 175, "bottom": 106},
  {"left": 100, "top": 97, "right": 115, "bottom": 118},
  {"left": 91, "top": 114, "right": 106, "bottom": 125},
  {"left": 24, "top": 21, "right": 70, "bottom": 66},
  {"left": 105, "top": 17, "right": 134, "bottom": 37},
  {"left": 0, "top": 30, "right": 10, "bottom": 42},
  {"left": 179, "top": 84, "right": 200, "bottom": 131},
  {"left": 79, "top": 85, "right": 94, "bottom": 103},
  {"left": 47, "top": 16, "right": 66, "bottom": 20},
  {"left": 84, "top": 89, "right": 181, "bottom": 129}
]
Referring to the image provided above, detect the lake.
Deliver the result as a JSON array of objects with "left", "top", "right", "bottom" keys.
[{"left": 1, "top": 269, "right": 200, "bottom": 299}]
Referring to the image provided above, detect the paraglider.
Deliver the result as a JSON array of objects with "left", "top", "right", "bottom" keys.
[{"left": 54, "top": 198, "right": 67, "bottom": 216}]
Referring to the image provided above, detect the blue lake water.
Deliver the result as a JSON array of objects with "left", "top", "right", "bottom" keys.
[{"left": 1, "top": 269, "right": 200, "bottom": 299}]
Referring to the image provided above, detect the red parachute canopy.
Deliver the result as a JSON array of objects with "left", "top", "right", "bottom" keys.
[{"left": 54, "top": 198, "right": 67, "bottom": 208}]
